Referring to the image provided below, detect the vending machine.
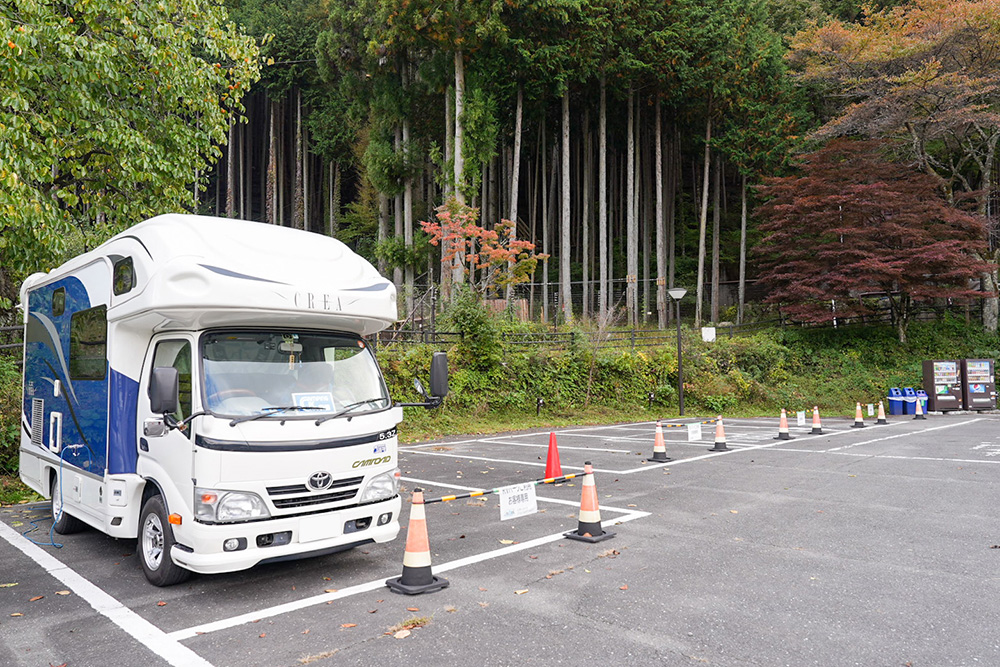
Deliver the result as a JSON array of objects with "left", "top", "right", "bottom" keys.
[
  {"left": 922, "top": 360, "right": 963, "bottom": 411},
  {"left": 960, "top": 359, "right": 996, "bottom": 411}
]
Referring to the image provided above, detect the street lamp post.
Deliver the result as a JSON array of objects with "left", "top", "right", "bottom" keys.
[{"left": 668, "top": 288, "right": 687, "bottom": 416}]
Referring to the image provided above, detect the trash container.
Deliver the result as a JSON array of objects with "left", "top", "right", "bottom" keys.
[
  {"left": 915, "top": 389, "right": 928, "bottom": 414},
  {"left": 903, "top": 387, "right": 917, "bottom": 415},
  {"left": 888, "top": 387, "right": 904, "bottom": 415}
]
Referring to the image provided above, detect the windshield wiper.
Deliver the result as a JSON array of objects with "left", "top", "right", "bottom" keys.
[
  {"left": 314, "top": 398, "right": 387, "bottom": 425},
  {"left": 229, "top": 405, "right": 323, "bottom": 426}
]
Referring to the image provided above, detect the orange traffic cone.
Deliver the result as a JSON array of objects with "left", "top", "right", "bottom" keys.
[
  {"left": 545, "top": 432, "right": 563, "bottom": 478},
  {"left": 709, "top": 416, "right": 729, "bottom": 451},
  {"left": 810, "top": 406, "right": 823, "bottom": 435},
  {"left": 876, "top": 401, "right": 888, "bottom": 425},
  {"left": 774, "top": 408, "right": 794, "bottom": 440},
  {"left": 914, "top": 396, "right": 927, "bottom": 420},
  {"left": 386, "top": 489, "right": 449, "bottom": 595},
  {"left": 565, "top": 462, "right": 615, "bottom": 543},
  {"left": 646, "top": 420, "right": 672, "bottom": 463},
  {"left": 852, "top": 402, "right": 866, "bottom": 428}
]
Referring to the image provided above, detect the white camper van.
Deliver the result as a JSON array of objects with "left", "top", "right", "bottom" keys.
[{"left": 19, "top": 214, "right": 447, "bottom": 586}]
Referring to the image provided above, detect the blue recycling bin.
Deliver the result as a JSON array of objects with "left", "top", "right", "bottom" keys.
[
  {"left": 915, "top": 389, "right": 928, "bottom": 414},
  {"left": 888, "top": 387, "right": 904, "bottom": 415},
  {"left": 903, "top": 387, "right": 917, "bottom": 414}
]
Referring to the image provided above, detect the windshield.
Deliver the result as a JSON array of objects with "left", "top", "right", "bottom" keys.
[{"left": 201, "top": 330, "right": 390, "bottom": 419}]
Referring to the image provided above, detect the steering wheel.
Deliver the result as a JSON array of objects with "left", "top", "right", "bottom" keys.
[{"left": 212, "top": 388, "right": 257, "bottom": 401}]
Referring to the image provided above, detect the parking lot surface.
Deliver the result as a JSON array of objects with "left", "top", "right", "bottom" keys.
[{"left": 2, "top": 412, "right": 1000, "bottom": 666}]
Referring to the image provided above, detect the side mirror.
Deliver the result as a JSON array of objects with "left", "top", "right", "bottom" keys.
[
  {"left": 429, "top": 352, "right": 449, "bottom": 399},
  {"left": 149, "top": 367, "right": 179, "bottom": 415}
]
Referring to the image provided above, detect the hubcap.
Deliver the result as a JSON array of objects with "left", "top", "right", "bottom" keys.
[{"left": 142, "top": 512, "right": 164, "bottom": 570}]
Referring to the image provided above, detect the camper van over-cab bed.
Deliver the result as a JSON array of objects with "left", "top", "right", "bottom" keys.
[{"left": 19, "top": 214, "right": 447, "bottom": 586}]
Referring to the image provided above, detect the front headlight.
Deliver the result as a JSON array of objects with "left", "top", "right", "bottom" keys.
[
  {"left": 195, "top": 488, "right": 270, "bottom": 523},
  {"left": 359, "top": 468, "right": 400, "bottom": 503}
]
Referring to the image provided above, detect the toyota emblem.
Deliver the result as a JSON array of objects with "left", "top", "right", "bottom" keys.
[{"left": 308, "top": 471, "right": 333, "bottom": 491}]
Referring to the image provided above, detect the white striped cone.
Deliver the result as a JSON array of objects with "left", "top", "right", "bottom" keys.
[
  {"left": 386, "top": 489, "right": 449, "bottom": 595},
  {"left": 876, "top": 401, "right": 888, "bottom": 425},
  {"left": 774, "top": 408, "right": 794, "bottom": 440},
  {"left": 810, "top": 406, "right": 823, "bottom": 434},
  {"left": 566, "top": 462, "right": 615, "bottom": 543},
  {"left": 914, "top": 396, "right": 927, "bottom": 420},
  {"left": 647, "top": 420, "right": 671, "bottom": 462},
  {"left": 709, "top": 416, "right": 729, "bottom": 451},
  {"left": 852, "top": 402, "right": 866, "bottom": 428}
]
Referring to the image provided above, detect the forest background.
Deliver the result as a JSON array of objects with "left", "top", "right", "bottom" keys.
[{"left": 4, "top": 0, "right": 1000, "bottom": 498}]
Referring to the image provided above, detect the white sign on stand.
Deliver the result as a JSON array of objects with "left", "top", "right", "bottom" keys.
[
  {"left": 687, "top": 422, "right": 703, "bottom": 442},
  {"left": 796, "top": 411, "right": 806, "bottom": 426},
  {"left": 701, "top": 327, "right": 716, "bottom": 343},
  {"left": 499, "top": 482, "right": 537, "bottom": 521},
  {"left": 867, "top": 403, "right": 875, "bottom": 416}
]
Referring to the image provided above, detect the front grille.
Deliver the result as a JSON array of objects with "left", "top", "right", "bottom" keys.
[
  {"left": 266, "top": 475, "right": 365, "bottom": 509},
  {"left": 271, "top": 489, "right": 359, "bottom": 508}
]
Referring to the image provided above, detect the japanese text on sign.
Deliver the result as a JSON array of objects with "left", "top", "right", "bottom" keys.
[{"left": 499, "top": 482, "right": 538, "bottom": 521}]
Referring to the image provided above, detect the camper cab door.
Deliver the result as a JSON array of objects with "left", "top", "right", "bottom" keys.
[{"left": 137, "top": 336, "right": 196, "bottom": 512}]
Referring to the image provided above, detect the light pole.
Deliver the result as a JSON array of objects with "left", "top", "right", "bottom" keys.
[{"left": 668, "top": 288, "right": 687, "bottom": 416}]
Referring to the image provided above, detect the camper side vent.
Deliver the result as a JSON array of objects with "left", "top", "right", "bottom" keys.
[{"left": 31, "top": 399, "right": 44, "bottom": 448}]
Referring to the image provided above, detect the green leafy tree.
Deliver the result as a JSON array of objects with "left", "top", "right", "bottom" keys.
[{"left": 0, "top": 0, "right": 260, "bottom": 312}]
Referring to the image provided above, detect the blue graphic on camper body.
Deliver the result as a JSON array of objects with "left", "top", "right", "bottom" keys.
[{"left": 23, "top": 277, "right": 109, "bottom": 474}]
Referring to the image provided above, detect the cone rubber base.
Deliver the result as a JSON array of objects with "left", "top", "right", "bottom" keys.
[
  {"left": 646, "top": 454, "right": 672, "bottom": 463},
  {"left": 774, "top": 434, "right": 794, "bottom": 440},
  {"left": 386, "top": 574, "right": 450, "bottom": 595},
  {"left": 708, "top": 443, "right": 730, "bottom": 452},
  {"left": 810, "top": 428, "right": 823, "bottom": 435},
  {"left": 565, "top": 529, "right": 616, "bottom": 543},
  {"left": 913, "top": 414, "right": 926, "bottom": 420},
  {"left": 852, "top": 423, "right": 866, "bottom": 428},
  {"left": 876, "top": 419, "right": 887, "bottom": 425}
]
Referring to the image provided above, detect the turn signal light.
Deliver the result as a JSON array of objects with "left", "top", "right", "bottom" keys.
[{"left": 168, "top": 513, "right": 182, "bottom": 525}]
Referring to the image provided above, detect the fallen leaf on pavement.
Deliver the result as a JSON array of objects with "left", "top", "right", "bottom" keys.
[
  {"left": 341, "top": 623, "right": 356, "bottom": 628},
  {"left": 619, "top": 585, "right": 629, "bottom": 590},
  {"left": 0, "top": 583, "right": 17, "bottom": 588},
  {"left": 10, "top": 613, "right": 23, "bottom": 617},
  {"left": 444, "top": 606, "right": 457, "bottom": 613},
  {"left": 394, "top": 630, "right": 411, "bottom": 639},
  {"left": 259, "top": 633, "right": 266, "bottom": 638},
  {"left": 514, "top": 589, "right": 528, "bottom": 595},
  {"left": 302, "top": 629, "right": 310, "bottom": 634},
  {"left": 406, "top": 607, "right": 419, "bottom": 612},
  {"left": 55, "top": 591, "right": 70, "bottom": 596},
  {"left": 499, "top": 539, "right": 514, "bottom": 545},
  {"left": 156, "top": 601, "right": 167, "bottom": 607},
  {"left": 324, "top": 589, "right": 338, "bottom": 593},
  {"left": 29, "top": 596, "right": 43, "bottom": 602}
]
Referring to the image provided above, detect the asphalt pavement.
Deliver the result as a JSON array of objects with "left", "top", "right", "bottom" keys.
[{"left": 2, "top": 412, "right": 999, "bottom": 667}]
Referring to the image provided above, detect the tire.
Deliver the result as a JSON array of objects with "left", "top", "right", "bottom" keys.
[
  {"left": 50, "top": 474, "right": 85, "bottom": 535},
  {"left": 139, "top": 494, "right": 191, "bottom": 587}
]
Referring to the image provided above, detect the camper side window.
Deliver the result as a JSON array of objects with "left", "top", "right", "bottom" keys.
[
  {"left": 113, "top": 257, "right": 135, "bottom": 295},
  {"left": 152, "top": 341, "right": 193, "bottom": 434},
  {"left": 69, "top": 305, "right": 107, "bottom": 381}
]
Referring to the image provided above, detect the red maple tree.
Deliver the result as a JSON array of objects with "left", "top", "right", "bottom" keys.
[{"left": 755, "top": 139, "right": 992, "bottom": 343}]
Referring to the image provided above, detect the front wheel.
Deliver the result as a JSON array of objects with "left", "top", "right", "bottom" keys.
[{"left": 139, "top": 495, "right": 191, "bottom": 587}]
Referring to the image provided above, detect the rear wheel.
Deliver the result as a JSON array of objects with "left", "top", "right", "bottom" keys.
[
  {"left": 50, "top": 474, "right": 85, "bottom": 534},
  {"left": 139, "top": 494, "right": 191, "bottom": 587}
]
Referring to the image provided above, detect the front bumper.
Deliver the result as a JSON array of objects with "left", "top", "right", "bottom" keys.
[{"left": 169, "top": 496, "right": 401, "bottom": 575}]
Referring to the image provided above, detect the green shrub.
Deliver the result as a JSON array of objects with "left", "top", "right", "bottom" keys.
[{"left": 0, "top": 355, "right": 21, "bottom": 474}]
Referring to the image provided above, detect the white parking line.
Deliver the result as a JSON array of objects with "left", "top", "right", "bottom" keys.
[
  {"left": 168, "top": 489, "right": 649, "bottom": 641},
  {"left": 0, "top": 520, "right": 212, "bottom": 667},
  {"left": 824, "top": 419, "right": 983, "bottom": 452}
]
